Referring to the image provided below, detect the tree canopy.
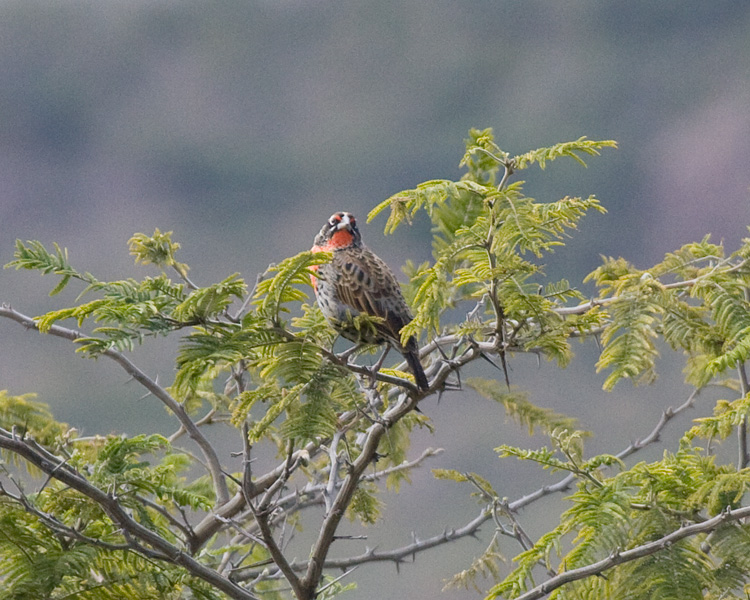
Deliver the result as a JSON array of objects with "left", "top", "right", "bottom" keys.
[{"left": 2, "top": 129, "right": 750, "bottom": 599}]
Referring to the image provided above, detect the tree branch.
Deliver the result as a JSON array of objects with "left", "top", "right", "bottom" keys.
[
  {"left": 0, "top": 427, "right": 259, "bottom": 600},
  {"left": 189, "top": 334, "right": 481, "bottom": 551},
  {"left": 0, "top": 304, "right": 230, "bottom": 505},
  {"left": 300, "top": 389, "right": 432, "bottom": 595},
  {"left": 301, "top": 420, "right": 388, "bottom": 595},
  {"left": 243, "top": 437, "right": 305, "bottom": 599},
  {"left": 514, "top": 505, "right": 750, "bottom": 600},
  {"left": 0, "top": 474, "right": 132, "bottom": 553},
  {"left": 310, "top": 506, "right": 490, "bottom": 572},
  {"left": 737, "top": 363, "right": 749, "bottom": 470}
]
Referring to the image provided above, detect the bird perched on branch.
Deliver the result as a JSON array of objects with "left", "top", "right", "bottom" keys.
[{"left": 311, "top": 211, "right": 429, "bottom": 391}]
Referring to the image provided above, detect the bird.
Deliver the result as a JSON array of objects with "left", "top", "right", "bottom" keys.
[{"left": 310, "top": 211, "right": 429, "bottom": 391}]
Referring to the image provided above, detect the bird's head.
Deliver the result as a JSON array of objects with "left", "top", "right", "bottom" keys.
[{"left": 313, "top": 211, "right": 362, "bottom": 250}]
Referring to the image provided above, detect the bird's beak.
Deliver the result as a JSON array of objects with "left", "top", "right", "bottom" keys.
[{"left": 336, "top": 214, "right": 352, "bottom": 230}]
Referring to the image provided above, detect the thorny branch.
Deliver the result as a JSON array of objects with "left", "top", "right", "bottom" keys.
[
  {"left": 737, "top": 362, "right": 749, "bottom": 470},
  {"left": 0, "top": 304, "right": 231, "bottom": 506},
  {"left": 0, "top": 255, "right": 733, "bottom": 598},
  {"left": 219, "top": 448, "right": 443, "bottom": 580},
  {"left": 235, "top": 385, "right": 703, "bottom": 585},
  {"left": 0, "top": 427, "right": 259, "bottom": 600},
  {"left": 514, "top": 505, "right": 750, "bottom": 600},
  {"left": 0, "top": 470, "right": 132, "bottom": 553}
]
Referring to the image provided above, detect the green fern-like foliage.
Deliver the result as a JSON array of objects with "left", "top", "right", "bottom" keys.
[
  {"left": 489, "top": 437, "right": 750, "bottom": 599},
  {"left": 0, "top": 509, "right": 224, "bottom": 600},
  {"left": 254, "top": 251, "right": 329, "bottom": 322},
  {"left": 346, "top": 481, "right": 383, "bottom": 525},
  {"left": 6, "top": 239, "right": 94, "bottom": 296},
  {"left": 9, "top": 130, "right": 750, "bottom": 600},
  {"left": 0, "top": 424, "right": 220, "bottom": 600},
  {"left": 369, "top": 129, "right": 612, "bottom": 362},
  {"left": 129, "top": 228, "right": 191, "bottom": 281},
  {"left": 35, "top": 129, "right": 750, "bottom": 600},
  {"left": 443, "top": 534, "right": 505, "bottom": 593},
  {"left": 583, "top": 234, "right": 750, "bottom": 391},
  {"left": 0, "top": 390, "right": 68, "bottom": 448},
  {"left": 468, "top": 379, "right": 580, "bottom": 436}
]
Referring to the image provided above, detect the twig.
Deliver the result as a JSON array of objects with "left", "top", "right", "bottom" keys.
[
  {"left": 323, "top": 432, "right": 343, "bottom": 515},
  {"left": 0, "top": 427, "right": 259, "bottom": 600},
  {"left": 738, "top": 363, "right": 749, "bottom": 470},
  {"left": 168, "top": 408, "right": 226, "bottom": 443},
  {"left": 173, "top": 263, "right": 199, "bottom": 291},
  {"left": 0, "top": 305, "right": 230, "bottom": 506},
  {"left": 514, "top": 505, "right": 750, "bottom": 600},
  {"left": 554, "top": 257, "right": 748, "bottom": 317},
  {"left": 315, "top": 566, "right": 359, "bottom": 595},
  {"left": 230, "top": 266, "right": 273, "bottom": 322},
  {"left": 242, "top": 439, "right": 304, "bottom": 599},
  {"left": 137, "top": 496, "right": 194, "bottom": 544}
]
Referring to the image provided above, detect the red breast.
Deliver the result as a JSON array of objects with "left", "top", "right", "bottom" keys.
[{"left": 328, "top": 230, "right": 354, "bottom": 249}]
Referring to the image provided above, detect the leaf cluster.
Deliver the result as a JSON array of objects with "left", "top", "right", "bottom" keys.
[
  {"left": 22, "top": 128, "right": 750, "bottom": 600},
  {"left": 0, "top": 429, "right": 219, "bottom": 600},
  {"left": 491, "top": 433, "right": 750, "bottom": 600},
  {"left": 369, "top": 129, "right": 612, "bottom": 364},
  {"left": 587, "top": 235, "right": 750, "bottom": 390}
]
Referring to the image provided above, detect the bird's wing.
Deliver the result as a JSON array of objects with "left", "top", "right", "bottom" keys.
[{"left": 332, "top": 248, "right": 412, "bottom": 340}]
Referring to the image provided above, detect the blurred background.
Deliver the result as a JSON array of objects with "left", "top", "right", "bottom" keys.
[{"left": 1, "top": 1, "right": 749, "bottom": 597}]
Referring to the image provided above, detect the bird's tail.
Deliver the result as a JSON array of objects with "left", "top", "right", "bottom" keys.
[{"left": 403, "top": 338, "right": 429, "bottom": 391}]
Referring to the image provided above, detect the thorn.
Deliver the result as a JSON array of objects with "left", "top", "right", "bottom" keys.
[
  {"left": 593, "top": 332, "right": 602, "bottom": 352},
  {"left": 479, "top": 351, "right": 502, "bottom": 371},
  {"left": 499, "top": 349, "right": 511, "bottom": 388}
]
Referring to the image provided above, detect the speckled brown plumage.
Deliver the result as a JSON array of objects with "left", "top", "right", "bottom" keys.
[{"left": 311, "top": 212, "right": 429, "bottom": 390}]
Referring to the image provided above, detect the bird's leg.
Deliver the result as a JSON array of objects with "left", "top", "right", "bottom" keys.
[{"left": 368, "top": 345, "right": 391, "bottom": 384}]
